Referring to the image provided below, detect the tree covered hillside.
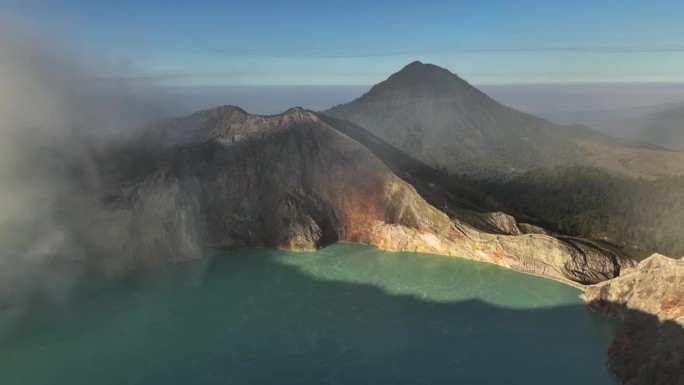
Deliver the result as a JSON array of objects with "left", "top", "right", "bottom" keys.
[{"left": 478, "top": 166, "right": 684, "bottom": 258}]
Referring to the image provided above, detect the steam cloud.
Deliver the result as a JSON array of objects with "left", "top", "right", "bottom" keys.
[{"left": 0, "top": 22, "right": 198, "bottom": 311}]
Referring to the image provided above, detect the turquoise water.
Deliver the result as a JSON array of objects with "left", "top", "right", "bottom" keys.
[{"left": 0, "top": 243, "right": 618, "bottom": 384}]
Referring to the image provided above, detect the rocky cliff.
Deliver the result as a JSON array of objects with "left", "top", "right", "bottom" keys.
[
  {"left": 583, "top": 254, "right": 684, "bottom": 385},
  {"left": 94, "top": 105, "right": 631, "bottom": 285}
]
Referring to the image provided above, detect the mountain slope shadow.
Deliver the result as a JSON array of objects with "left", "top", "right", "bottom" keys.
[
  {"left": 1, "top": 249, "right": 667, "bottom": 385},
  {"left": 586, "top": 301, "right": 684, "bottom": 385}
]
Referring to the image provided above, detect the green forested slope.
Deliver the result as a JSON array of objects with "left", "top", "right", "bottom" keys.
[{"left": 478, "top": 166, "right": 684, "bottom": 258}]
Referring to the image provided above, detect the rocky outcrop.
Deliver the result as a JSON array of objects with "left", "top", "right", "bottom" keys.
[
  {"left": 95, "top": 106, "right": 631, "bottom": 284},
  {"left": 582, "top": 254, "right": 684, "bottom": 385}
]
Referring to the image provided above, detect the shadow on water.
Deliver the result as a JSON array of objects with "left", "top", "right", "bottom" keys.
[{"left": 0, "top": 247, "right": 642, "bottom": 385}]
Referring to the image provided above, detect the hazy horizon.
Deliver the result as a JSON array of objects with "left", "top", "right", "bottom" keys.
[
  {"left": 6, "top": 0, "right": 684, "bottom": 122},
  {"left": 155, "top": 82, "right": 684, "bottom": 119}
]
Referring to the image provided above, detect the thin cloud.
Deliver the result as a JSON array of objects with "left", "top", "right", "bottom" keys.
[{"left": 201, "top": 44, "right": 684, "bottom": 58}]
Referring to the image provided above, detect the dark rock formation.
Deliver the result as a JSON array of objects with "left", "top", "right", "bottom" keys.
[{"left": 583, "top": 254, "right": 684, "bottom": 385}]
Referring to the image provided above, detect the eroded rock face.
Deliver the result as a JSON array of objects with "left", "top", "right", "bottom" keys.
[
  {"left": 583, "top": 254, "right": 684, "bottom": 385},
  {"left": 94, "top": 106, "right": 631, "bottom": 284}
]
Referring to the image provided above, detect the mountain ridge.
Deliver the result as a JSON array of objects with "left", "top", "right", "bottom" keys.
[
  {"left": 597, "top": 105, "right": 684, "bottom": 151},
  {"left": 325, "top": 61, "right": 587, "bottom": 176},
  {"left": 94, "top": 104, "right": 630, "bottom": 285},
  {"left": 325, "top": 61, "right": 684, "bottom": 180}
]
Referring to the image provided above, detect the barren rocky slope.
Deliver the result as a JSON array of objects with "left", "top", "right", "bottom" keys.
[
  {"left": 583, "top": 254, "right": 684, "bottom": 385},
  {"left": 95, "top": 106, "right": 631, "bottom": 284}
]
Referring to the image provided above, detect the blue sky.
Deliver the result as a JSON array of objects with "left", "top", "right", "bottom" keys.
[{"left": 5, "top": 0, "right": 684, "bottom": 85}]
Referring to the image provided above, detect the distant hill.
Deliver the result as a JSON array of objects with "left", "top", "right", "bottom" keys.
[
  {"left": 597, "top": 105, "right": 684, "bottom": 151},
  {"left": 538, "top": 102, "right": 684, "bottom": 126},
  {"left": 325, "top": 61, "right": 581, "bottom": 177},
  {"left": 324, "top": 61, "right": 684, "bottom": 180}
]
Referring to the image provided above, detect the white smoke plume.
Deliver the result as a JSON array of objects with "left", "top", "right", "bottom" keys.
[{"left": 0, "top": 21, "right": 189, "bottom": 310}]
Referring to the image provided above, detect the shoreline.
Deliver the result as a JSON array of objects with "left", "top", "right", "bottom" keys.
[{"left": 209, "top": 241, "right": 590, "bottom": 291}]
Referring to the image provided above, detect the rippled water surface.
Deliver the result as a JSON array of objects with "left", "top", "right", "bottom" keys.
[{"left": 0, "top": 243, "right": 618, "bottom": 384}]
